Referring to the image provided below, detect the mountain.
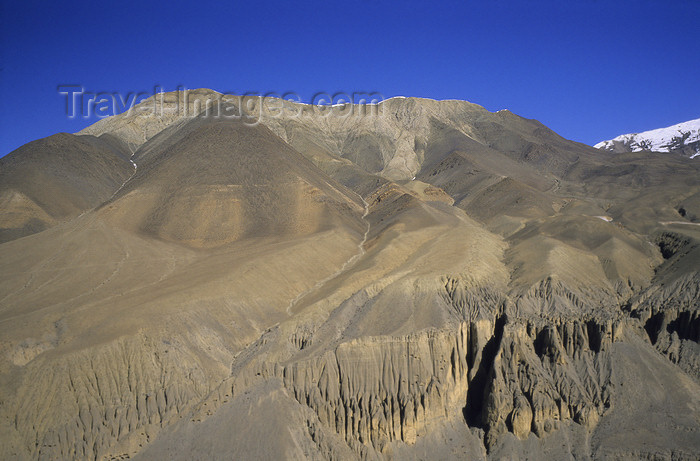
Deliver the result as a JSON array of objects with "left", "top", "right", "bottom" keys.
[
  {"left": 595, "top": 118, "right": 700, "bottom": 158},
  {"left": 0, "top": 133, "right": 135, "bottom": 243},
  {"left": 0, "top": 90, "right": 699, "bottom": 460},
  {"left": 97, "top": 108, "right": 364, "bottom": 248}
]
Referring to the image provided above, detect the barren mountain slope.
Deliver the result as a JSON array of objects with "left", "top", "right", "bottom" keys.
[
  {"left": 1, "top": 93, "right": 699, "bottom": 460},
  {"left": 0, "top": 110, "right": 374, "bottom": 459},
  {"left": 99, "top": 110, "right": 366, "bottom": 248},
  {"left": 0, "top": 133, "right": 135, "bottom": 243},
  {"left": 79, "top": 90, "right": 700, "bottom": 233}
]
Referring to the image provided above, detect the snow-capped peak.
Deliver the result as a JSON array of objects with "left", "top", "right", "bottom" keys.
[{"left": 594, "top": 118, "right": 700, "bottom": 156}]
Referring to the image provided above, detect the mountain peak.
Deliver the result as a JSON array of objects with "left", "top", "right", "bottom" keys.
[{"left": 595, "top": 118, "right": 700, "bottom": 157}]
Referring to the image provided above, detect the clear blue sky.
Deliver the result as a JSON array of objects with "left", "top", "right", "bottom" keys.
[{"left": 1, "top": 0, "right": 699, "bottom": 156}]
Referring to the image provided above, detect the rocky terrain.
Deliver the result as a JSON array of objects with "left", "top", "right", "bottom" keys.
[{"left": 0, "top": 90, "right": 699, "bottom": 460}]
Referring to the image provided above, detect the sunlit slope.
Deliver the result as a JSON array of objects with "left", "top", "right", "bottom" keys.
[
  {"left": 0, "top": 93, "right": 698, "bottom": 459},
  {"left": 0, "top": 133, "right": 134, "bottom": 242}
]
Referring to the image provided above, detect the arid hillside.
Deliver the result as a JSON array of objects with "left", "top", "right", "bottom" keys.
[{"left": 1, "top": 91, "right": 699, "bottom": 460}]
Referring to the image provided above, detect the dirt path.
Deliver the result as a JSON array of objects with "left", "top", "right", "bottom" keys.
[
  {"left": 286, "top": 194, "right": 370, "bottom": 315},
  {"left": 108, "top": 151, "right": 138, "bottom": 202},
  {"left": 661, "top": 221, "right": 700, "bottom": 227}
]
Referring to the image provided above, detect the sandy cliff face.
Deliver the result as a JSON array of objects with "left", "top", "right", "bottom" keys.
[{"left": 1, "top": 92, "right": 699, "bottom": 460}]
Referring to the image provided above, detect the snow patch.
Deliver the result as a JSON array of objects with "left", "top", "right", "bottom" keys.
[{"left": 595, "top": 118, "right": 700, "bottom": 154}]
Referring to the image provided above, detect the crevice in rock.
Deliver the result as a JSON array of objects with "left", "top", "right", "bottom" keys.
[
  {"left": 655, "top": 232, "right": 691, "bottom": 260},
  {"left": 463, "top": 314, "right": 505, "bottom": 427},
  {"left": 667, "top": 311, "right": 700, "bottom": 342},
  {"left": 645, "top": 310, "right": 700, "bottom": 345},
  {"left": 645, "top": 312, "right": 666, "bottom": 344}
]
